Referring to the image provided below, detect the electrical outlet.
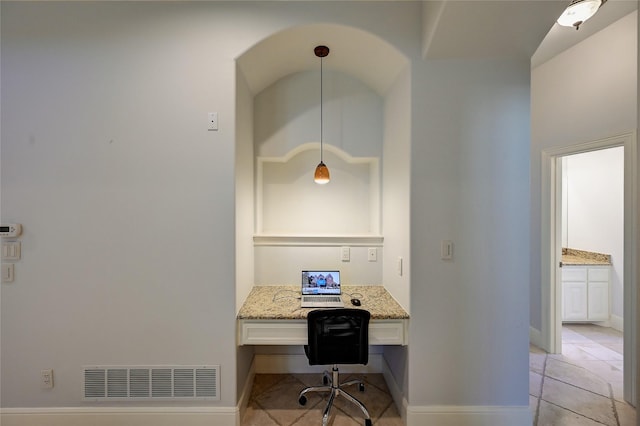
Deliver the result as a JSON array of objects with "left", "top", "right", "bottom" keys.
[
  {"left": 2, "top": 263, "right": 14, "bottom": 283},
  {"left": 367, "top": 248, "right": 377, "bottom": 262},
  {"left": 208, "top": 112, "right": 218, "bottom": 131},
  {"left": 41, "top": 369, "right": 54, "bottom": 389}
]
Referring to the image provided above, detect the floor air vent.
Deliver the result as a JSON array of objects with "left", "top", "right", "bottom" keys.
[{"left": 83, "top": 366, "right": 220, "bottom": 401}]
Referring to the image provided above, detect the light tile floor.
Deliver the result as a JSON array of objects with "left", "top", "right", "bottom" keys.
[
  {"left": 531, "top": 324, "right": 636, "bottom": 426},
  {"left": 243, "top": 324, "right": 636, "bottom": 426},
  {"left": 242, "top": 373, "right": 403, "bottom": 426}
]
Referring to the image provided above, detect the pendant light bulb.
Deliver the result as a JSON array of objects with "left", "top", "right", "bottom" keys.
[
  {"left": 314, "top": 45, "right": 330, "bottom": 184},
  {"left": 314, "top": 161, "right": 330, "bottom": 184}
]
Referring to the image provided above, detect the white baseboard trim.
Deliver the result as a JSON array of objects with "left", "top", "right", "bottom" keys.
[
  {"left": 0, "top": 406, "right": 238, "bottom": 426},
  {"left": 610, "top": 314, "right": 623, "bottom": 332},
  {"left": 406, "top": 404, "right": 532, "bottom": 426},
  {"left": 529, "top": 326, "right": 543, "bottom": 348},
  {"left": 253, "top": 353, "right": 383, "bottom": 374}
]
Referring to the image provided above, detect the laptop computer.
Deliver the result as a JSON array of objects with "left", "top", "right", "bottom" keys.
[{"left": 300, "top": 270, "right": 344, "bottom": 308}]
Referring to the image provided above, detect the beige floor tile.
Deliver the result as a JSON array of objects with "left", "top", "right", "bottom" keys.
[
  {"left": 292, "top": 404, "right": 360, "bottom": 426},
  {"left": 544, "top": 358, "right": 610, "bottom": 398},
  {"left": 255, "top": 375, "right": 317, "bottom": 426},
  {"left": 530, "top": 395, "right": 539, "bottom": 422},
  {"left": 554, "top": 343, "right": 599, "bottom": 362},
  {"left": 530, "top": 371, "right": 543, "bottom": 397},
  {"left": 537, "top": 400, "right": 610, "bottom": 426},
  {"left": 243, "top": 402, "right": 281, "bottom": 426},
  {"left": 332, "top": 379, "right": 392, "bottom": 421},
  {"left": 616, "top": 399, "right": 638, "bottom": 426},
  {"left": 542, "top": 377, "right": 616, "bottom": 425},
  {"left": 530, "top": 350, "right": 547, "bottom": 375},
  {"left": 375, "top": 401, "right": 404, "bottom": 426}
]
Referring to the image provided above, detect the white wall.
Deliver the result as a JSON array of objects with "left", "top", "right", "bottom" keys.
[
  {"left": 531, "top": 11, "right": 637, "bottom": 332},
  {"left": 0, "top": 0, "right": 421, "bottom": 412},
  {"left": 410, "top": 57, "right": 532, "bottom": 409},
  {"left": 563, "top": 147, "right": 624, "bottom": 320},
  {"left": 1, "top": 2, "right": 242, "bottom": 408},
  {"left": 2, "top": 1, "right": 538, "bottom": 424}
]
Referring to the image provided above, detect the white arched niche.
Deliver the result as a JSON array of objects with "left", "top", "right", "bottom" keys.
[
  {"left": 237, "top": 23, "right": 408, "bottom": 246},
  {"left": 256, "top": 142, "right": 380, "bottom": 239}
]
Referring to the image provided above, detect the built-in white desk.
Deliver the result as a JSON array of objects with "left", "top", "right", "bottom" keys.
[{"left": 237, "top": 285, "right": 409, "bottom": 346}]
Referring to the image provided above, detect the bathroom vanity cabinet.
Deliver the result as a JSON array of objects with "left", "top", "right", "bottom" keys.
[{"left": 562, "top": 265, "right": 610, "bottom": 322}]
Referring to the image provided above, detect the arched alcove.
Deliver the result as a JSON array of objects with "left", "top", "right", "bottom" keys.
[
  {"left": 235, "top": 21, "right": 411, "bottom": 418},
  {"left": 235, "top": 22, "right": 411, "bottom": 306}
]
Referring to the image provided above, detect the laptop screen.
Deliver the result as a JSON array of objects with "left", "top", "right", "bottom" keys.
[{"left": 301, "top": 271, "right": 341, "bottom": 295}]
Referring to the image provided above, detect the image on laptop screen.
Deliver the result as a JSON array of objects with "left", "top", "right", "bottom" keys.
[{"left": 301, "top": 271, "right": 341, "bottom": 295}]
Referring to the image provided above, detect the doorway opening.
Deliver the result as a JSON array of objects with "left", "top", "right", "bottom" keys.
[
  {"left": 560, "top": 146, "right": 625, "bottom": 404},
  {"left": 541, "top": 133, "right": 637, "bottom": 406}
]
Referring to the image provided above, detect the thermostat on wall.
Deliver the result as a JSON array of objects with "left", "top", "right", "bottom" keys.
[{"left": 0, "top": 224, "right": 22, "bottom": 238}]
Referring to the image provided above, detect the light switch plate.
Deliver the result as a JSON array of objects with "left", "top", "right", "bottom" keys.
[
  {"left": 2, "top": 241, "right": 21, "bottom": 261},
  {"left": 441, "top": 240, "right": 453, "bottom": 260},
  {"left": 341, "top": 246, "right": 350, "bottom": 262},
  {"left": 2, "top": 263, "right": 14, "bottom": 283}
]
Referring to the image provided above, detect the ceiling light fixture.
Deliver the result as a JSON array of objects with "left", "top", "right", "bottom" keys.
[
  {"left": 557, "top": 0, "right": 606, "bottom": 30},
  {"left": 313, "top": 45, "right": 330, "bottom": 185}
]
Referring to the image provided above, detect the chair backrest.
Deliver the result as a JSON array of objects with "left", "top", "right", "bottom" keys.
[{"left": 306, "top": 308, "right": 370, "bottom": 366}]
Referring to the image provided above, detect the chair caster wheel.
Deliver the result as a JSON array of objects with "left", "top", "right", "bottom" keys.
[
  {"left": 359, "top": 383, "right": 365, "bottom": 392},
  {"left": 298, "top": 395, "right": 307, "bottom": 406},
  {"left": 365, "top": 419, "right": 372, "bottom": 426}
]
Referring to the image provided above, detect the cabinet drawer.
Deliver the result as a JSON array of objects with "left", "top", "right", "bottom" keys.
[
  {"left": 588, "top": 268, "right": 609, "bottom": 281},
  {"left": 238, "top": 319, "right": 408, "bottom": 345},
  {"left": 562, "top": 268, "right": 587, "bottom": 281}
]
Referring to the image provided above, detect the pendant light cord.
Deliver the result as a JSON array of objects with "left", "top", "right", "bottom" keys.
[{"left": 320, "top": 56, "right": 324, "bottom": 163}]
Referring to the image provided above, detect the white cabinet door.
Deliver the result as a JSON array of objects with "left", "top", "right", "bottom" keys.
[
  {"left": 563, "top": 282, "right": 588, "bottom": 321},
  {"left": 588, "top": 281, "right": 609, "bottom": 321}
]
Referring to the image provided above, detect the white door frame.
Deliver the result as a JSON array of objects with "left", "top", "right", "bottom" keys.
[{"left": 540, "top": 131, "right": 637, "bottom": 405}]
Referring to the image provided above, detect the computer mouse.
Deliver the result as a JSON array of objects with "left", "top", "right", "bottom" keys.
[{"left": 350, "top": 298, "right": 361, "bottom": 306}]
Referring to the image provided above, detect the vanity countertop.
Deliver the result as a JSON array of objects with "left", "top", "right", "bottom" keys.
[
  {"left": 562, "top": 248, "right": 612, "bottom": 266},
  {"left": 237, "top": 285, "right": 409, "bottom": 320}
]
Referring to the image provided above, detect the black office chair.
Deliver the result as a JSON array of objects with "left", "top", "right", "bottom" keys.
[{"left": 297, "top": 308, "right": 372, "bottom": 426}]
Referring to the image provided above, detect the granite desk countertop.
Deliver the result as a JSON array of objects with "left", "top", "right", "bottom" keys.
[
  {"left": 562, "top": 248, "right": 612, "bottom": 266},
  {"left": 237, "top": 285, "right": 409, "bottom": 320}
]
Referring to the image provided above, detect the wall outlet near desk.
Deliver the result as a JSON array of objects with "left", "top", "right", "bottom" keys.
[
  {"left": 41, "top": 369, "right": 54, "bottom": 389},
  {"left": 368, "top": 248, "right": 377, "bottom": 262}
]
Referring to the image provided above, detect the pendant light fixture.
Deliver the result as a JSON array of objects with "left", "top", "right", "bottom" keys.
[
  {"left": 557, "top": 0, "right": 605, "bottom": 30},
  {"left": 313, "top": 45, "right": 330, "bottom": 185}
]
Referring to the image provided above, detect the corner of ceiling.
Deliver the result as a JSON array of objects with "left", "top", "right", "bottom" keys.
[{"left": 421, "top": 0, "right": 447, "bottom": 60}]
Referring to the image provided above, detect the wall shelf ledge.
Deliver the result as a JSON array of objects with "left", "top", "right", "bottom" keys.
[{"left": 253, "top": 234, "right": 384, "bottom": 247}]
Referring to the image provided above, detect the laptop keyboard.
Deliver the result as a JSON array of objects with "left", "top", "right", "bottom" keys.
[{"left": 304, "top": 296, "right": 342, "bottom": 303}]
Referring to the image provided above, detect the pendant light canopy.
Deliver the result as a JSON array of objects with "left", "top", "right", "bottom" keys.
[
  {"left": 557, "top": 0, "right": 604, "bottom": 30},
  {"left": 314, "top": 45, "right": 330, "bottom": 185}
]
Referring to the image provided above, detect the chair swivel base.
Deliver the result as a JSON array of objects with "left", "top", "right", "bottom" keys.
[{"left": 298, "top": 366, "right": 372, "bottom": 426}]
